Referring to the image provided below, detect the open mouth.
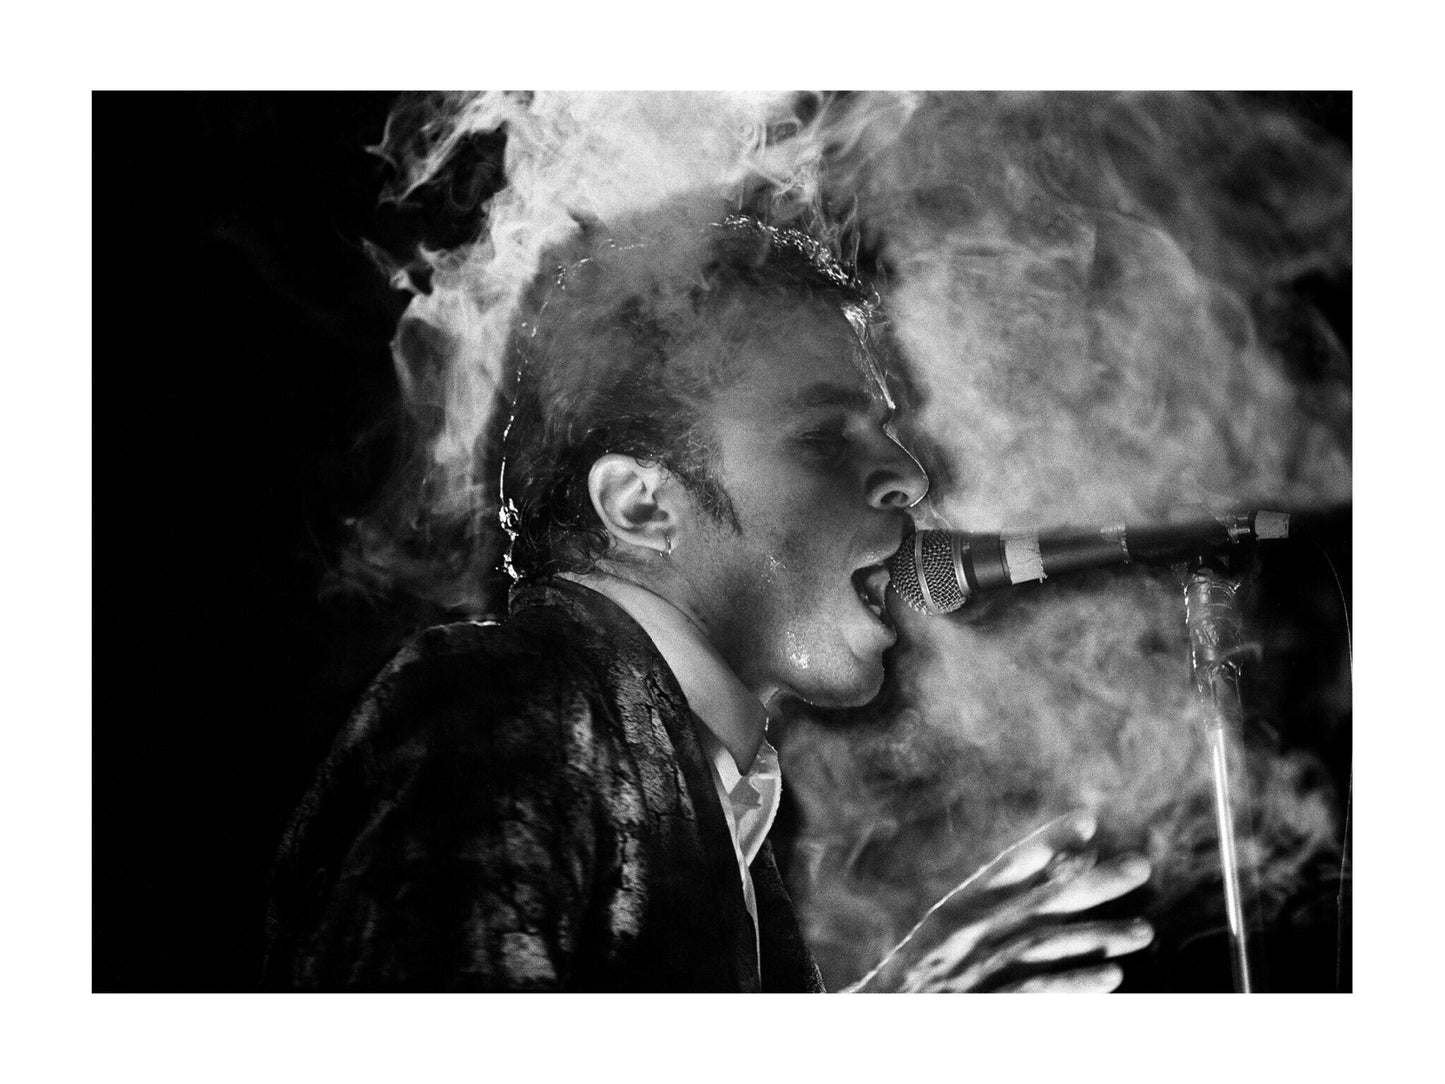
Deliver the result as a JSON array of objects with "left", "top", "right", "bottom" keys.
[{"left": 852, "top": 563, "right": 894, "bottom": 630}]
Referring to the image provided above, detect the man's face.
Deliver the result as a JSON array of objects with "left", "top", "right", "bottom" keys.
[{"left": 672, "top": 297, "right": 930, "bottom": 709}]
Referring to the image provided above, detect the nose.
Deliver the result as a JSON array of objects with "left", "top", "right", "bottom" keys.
[{"left": 866, "top": 433, "right": 930, "bottom": 510}]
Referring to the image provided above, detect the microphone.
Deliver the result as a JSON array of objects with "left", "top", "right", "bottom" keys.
[{"left": 886, "top": 510, "right": 1292, "bottom": 615}]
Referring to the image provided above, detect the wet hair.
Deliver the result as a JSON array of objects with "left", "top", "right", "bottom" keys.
[{"left": 500, "top": 213, "right": 878, "bottom": 581}]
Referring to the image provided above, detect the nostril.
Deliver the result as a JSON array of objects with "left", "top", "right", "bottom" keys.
[
  {"left": 867, "top": 435, "right": 931, "bottom": 509},
  {"left": 869, "top": 472, "right": 929, "bottom": 510}
]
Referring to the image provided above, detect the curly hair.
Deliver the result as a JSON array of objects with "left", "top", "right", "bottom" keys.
[{"left": 499, "top": 214, "right": 878, "bottom": 582}]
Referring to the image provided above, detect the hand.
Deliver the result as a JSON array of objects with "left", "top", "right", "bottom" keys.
[{"left": 850, "top": 811, "right": 1153, "bottom": 993}]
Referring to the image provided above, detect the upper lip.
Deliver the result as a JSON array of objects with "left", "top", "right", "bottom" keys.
[{"left": 852, "top": 521, "right": 912, "bottom": 577}]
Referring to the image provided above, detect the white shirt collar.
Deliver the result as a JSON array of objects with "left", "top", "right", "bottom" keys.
[{"left": 697, "top": 726, "right": 782, "bottom": 869}]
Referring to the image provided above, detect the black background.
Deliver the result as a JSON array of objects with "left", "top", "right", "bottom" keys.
[{"left": 93, "top": 92, "right": 1350, "bottom": 991}]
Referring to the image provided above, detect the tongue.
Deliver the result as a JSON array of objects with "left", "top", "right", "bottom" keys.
[{"left": 855, "top": 565, "right": 891, "bottom": 614}]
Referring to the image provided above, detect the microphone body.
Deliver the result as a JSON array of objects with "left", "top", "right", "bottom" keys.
[{"left": 887, "top": 511, "right": 1291, "bottom": 615}]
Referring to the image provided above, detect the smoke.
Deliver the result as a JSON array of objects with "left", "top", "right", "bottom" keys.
[
  {"left": 770, "top": 93, "right": 1350, "bottom": 988},
  {"left": 356, "top": 91, "right": 1351, "bottom": 987},
  {"left": 848, "top": 92, "right": 1351, "bottom": 526},
  {"left": 376, "top": 89, "right": 841, "bottom": 474},
  {"left": 781, "top": 567, "right": 1346, "bottom": 986}
]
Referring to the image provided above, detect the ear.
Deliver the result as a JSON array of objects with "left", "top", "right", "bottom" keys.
[{"left": 587, "top": 454, "right": 680, "bottom": 557}]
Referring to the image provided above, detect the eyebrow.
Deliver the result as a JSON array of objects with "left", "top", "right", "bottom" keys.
[{"left": 789, "top": 381, "right": 879, "bottom": 413}]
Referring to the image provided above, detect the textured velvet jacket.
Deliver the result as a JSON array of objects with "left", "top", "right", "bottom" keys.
[{"left": 263, "top": 579, "right": 825, "bottom": 992}]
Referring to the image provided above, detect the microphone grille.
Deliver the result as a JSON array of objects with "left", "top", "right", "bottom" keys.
[{"left": 886, "top": 530, "right": 967, "bottom": 615}]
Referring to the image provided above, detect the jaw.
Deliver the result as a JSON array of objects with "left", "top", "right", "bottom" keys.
[
  {"left": 693, "top": 555, "right": 895, "bottom": 710},
  {"left": 768, "top": 621, "right": 890, "bottom": 711},
  {"left": 785, "top": 668, "right": 886, "bottom": 711}
]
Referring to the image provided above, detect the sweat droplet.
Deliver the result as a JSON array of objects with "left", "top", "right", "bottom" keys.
[{"left": 785, "top": 630, "right": 811, "bottom": 670}]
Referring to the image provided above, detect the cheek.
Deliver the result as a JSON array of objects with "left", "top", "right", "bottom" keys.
[
  {"left": 746, "top": 535, "right": 833, "bottom": 618},
  {"left": 777, "top": 525, "right": 850, "bottom": 595},
  {"left": 723, "top": 505, "right": 808, "bottom": 588},
  {"left": 757, "top": 551, "right": 787, "bottom": 590},
  {"left": 745, "top": 506, "right": 833, "bottom": 567}
]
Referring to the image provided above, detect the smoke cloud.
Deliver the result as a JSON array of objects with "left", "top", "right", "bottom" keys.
[
  {"left": 360, "top": 91, "right": 1351, "bottom": 988},
  {"left": 849, "top": 92, "right": 1351, "bottom": 526}
]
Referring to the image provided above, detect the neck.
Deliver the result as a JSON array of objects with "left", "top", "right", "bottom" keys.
[{"left": 566, "top": 566, "right": 771, "bottom": 771}]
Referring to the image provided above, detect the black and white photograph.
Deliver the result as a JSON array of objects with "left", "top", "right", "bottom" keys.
[{"left": 90, "top": 88, "right": 1353, "bottom": 1002}]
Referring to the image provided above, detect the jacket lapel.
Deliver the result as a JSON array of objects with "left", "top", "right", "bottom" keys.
[
  {"left": 511, "top": 579, "right": 789, "bottom": 992},
  {"left": 751, "top": 841, "right": 826, "bottom": 992},
  {"left": 664, "top": 702, "right": 760, "bottom": 992}
]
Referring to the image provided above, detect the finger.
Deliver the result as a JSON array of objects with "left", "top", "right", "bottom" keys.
[
  {"left": 995, "top": 963, "right": 1124, "bottom": 994},
  {"left": 1012, "top": 919, "right": 1154, "bottom": 964},
  {"left": 926, "top": 848, "right": 1102, "bottom": 950},
  {"left": 1037, "top": 853, "right": 1151, "bottom": 916},
  {"left": 902, "top": 922, "right": 989, "bottom": 989},
  {"left": 977, "top": 810, "right": 1098, "bottom": 890}
]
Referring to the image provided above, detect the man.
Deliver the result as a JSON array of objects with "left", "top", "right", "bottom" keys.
[{"left": 263, "top": 213, "right": 1151, "bottom": 991}]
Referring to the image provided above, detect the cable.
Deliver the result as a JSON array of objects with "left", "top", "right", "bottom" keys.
[{"left": 1317, "top": 542, "right": 1352, "bottom": 991}]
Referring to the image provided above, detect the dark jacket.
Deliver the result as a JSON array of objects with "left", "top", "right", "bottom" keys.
[{"left": 263, "top": 578, "right": 824, "bottom": 991}]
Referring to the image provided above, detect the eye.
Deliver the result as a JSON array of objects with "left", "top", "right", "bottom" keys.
[{"left": 798, "top": 421, "right": 850, "bottom": 454}]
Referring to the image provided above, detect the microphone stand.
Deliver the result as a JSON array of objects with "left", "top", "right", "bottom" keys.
[{"left": 1183, "top": 559, "right": 1266, "bottom": 992}]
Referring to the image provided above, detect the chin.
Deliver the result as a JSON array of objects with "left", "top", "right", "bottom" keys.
[{"left": 791, "top": 657, "right": 886, "bottom": 710}]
